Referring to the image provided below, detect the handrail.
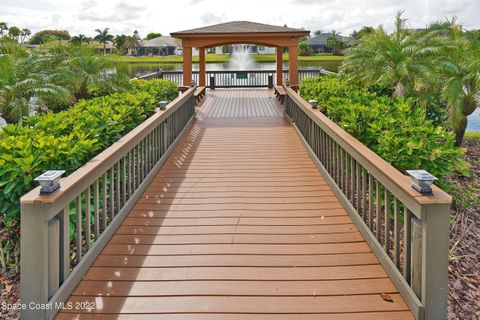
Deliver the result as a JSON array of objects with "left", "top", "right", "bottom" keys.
[
  {"left": 284, "top": 87, "right": 450, "bottom": 320},
  {"left": 20, "top": 87, "right": 196, "bottom": 320}
]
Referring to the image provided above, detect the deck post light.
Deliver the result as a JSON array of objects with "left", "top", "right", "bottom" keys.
[
  {"left": 309, "top": 99, "right": 318, "bottom": 109},
  {"left": 158, "top": 101, "right": 168, "bottom": 111},
  {"left": 34, "top": 170, "right": 66, "bottom": 195},
  {"left": 406, "top": 170, "right": 438, "bottom": 195}
]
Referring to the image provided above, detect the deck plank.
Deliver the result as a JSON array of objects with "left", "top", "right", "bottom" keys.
[{"left": 58, "top": 89, "right": 413, "bottom": 319}]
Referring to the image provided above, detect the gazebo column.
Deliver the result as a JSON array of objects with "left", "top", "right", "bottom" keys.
[
  {"left": 199, "top": 47, "right": 206, "bottom": 86},
  {"left": 182, "top": 46, "right": 192, "bottom": 86},
  {"left": 276, "top": 47, "right": 283, "bottom": 85},
  {"left": 288, "top": 45, "right": 298, "bottom": 86}
]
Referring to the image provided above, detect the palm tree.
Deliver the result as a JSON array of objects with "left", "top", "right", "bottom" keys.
[
  {"left": 8, "top": 26, "right": 20, "bottom": 41},
  {"left": 326, "top": 30, "right": 342, "bottom": 54},
  {"left": 125, "top": 35, "right": 139, "bottom": 56},
  {"left": 94, "top": 28, "right": 113, "bottom": 55},
  {"left": 113, "top": 34, "right": 127, "bottom": 54},
  {"left": 0, "top": 22, "right": 7, "bottom": 37},
  {"left": 341, "top": 12, "right": 442, "bottom": 98},
  {"left": 20, "top": 28, "right": 31, "bottom": 44},
  {"left": 71, "top": 34, "right": 88, "bottom": 46},
  {"left": 0, "top": 53, "right": 72, "bottom": 123},
  {"left": 437, "top": 27, "right": 480, "bottom": 145}
]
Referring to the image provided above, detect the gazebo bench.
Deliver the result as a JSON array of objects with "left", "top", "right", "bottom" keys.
[
  {"left": 194, "top": 86, "right": 206, "bottom": 103},
  {"left": 274, "top": 85, "right": 286, "bottom": 104}
]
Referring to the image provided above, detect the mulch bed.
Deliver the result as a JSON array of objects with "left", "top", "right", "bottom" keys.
[
  {"left": 0, "top": 270, "right": 19, "bottom": 319},
  {"left": 447, "top": 139, "right": 480, "bottom": 320},
  {"left": 0, "top": 141, "right": 479, "bottom": 320}
]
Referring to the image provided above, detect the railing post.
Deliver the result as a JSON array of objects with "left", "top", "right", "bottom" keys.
[
  {"left": 20, "top": 203, "right": 50, "bottom": 320},
  {"left": 420, "top": 203, "right": 450, "bottom": 320}
]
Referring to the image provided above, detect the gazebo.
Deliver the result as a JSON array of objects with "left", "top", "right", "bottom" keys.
[{"left": 171, "top": 21, "right": 309, "bottom": 87}]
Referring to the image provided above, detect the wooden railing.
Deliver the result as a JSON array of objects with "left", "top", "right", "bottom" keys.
[
  {"left": 20, "top": 88, "right": 196, "bottom": 320},
  {"left": 138, "top": 69, "right": 326, "bottom": 87},
  {"left": 284, "top": 87, "right": 450, "bottom": 320}
]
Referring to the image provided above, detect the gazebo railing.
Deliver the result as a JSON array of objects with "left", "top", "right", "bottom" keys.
[
  {"left": 138, "top": 69, "right": 327, "bottom": 87},
  {"left": 284, "top": 87, "right": 450, "bottom": 320},
  {"left": 20, "top": 88, "right": 196, "bottom": 320}
]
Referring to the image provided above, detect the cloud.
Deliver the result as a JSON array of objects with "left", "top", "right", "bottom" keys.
[
  {"left": 200, "top": 13, "right": 227, "bottom": 25},
  {"left": 78, "top": 1, "right": 145, "bottom": 22}
]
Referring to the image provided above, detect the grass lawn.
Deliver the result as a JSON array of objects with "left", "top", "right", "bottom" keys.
[
  {"left": 465, "top": 131, "right": 480, "bottom": 142},
  {"left": 115, "top": 54, "right": 344, "bottom": 64}
]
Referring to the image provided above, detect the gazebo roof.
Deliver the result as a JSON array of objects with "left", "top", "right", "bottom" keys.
[{"left": 171, "top": 21, "right": 309, "bottom": 36}]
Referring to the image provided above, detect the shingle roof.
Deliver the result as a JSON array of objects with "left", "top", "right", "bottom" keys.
[
  {"left": 171, "top": 21, "right": 308, "bottom": 36},
  {"left": 140, "top": 36, "right": 180, "bottom": 48},
  {"left": 307, "top": 33, "right": 352, "bottom": 46}
]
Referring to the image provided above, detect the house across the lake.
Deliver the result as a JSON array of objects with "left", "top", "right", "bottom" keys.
[{"left": 307, "top": 32, "right": 352, "bottom": 53}]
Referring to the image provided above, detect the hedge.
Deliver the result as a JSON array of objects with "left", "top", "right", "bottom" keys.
[
  {"left": 300, "top": 75, "right": 468, "bottom": 188},
  {"left": 0, "top": 79, "right": 178, "bottom": 272}
]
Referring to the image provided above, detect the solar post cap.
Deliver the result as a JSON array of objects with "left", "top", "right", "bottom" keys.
[
  {"left": 34, "top": 170, "right": 66, "bottom": 195},
  {"left": 309, "top": 99, "right": 318, "bottom": 109},
  {"left": 158, "top": 101, "right": 169, "bottom": 111},
  {"left": 406, "top": 170, "right": 438, "bottom": 195}
]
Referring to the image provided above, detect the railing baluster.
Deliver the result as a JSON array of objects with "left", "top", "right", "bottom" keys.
[
  {"left": 394, "top": 197, "right": 401, "bottom": 269},
  {"left": 109, "top": 167, "right": 114, "bottom": 220},
  {"left": 368, "top": 173, "right": 374, "bottom": 230},
  {"left": 384, "top": 189, "right": 391, "bottom": 254},
  {"left": 75, "top": 195, "right": 82, "bottom": 264},
  {"left": 404, "top": 208, "right": 412, "bottom": 282},
  {"left": 350, "top": 157, "right": 355, "bottom": 204},
  {"left": 102, "top": 173, "right": 107, "bottom": 230},
  {"left": 116, "top": 162, "right": 121, "bottom": 212},
  {"left": 94, "top": 179, "right": 100, "bottom": 238},
  {"left": 356, "top": 162, "right": 361, "bottom": 211},
  {"left": 85, "top": 187, "right": 91, "bottom": 251},
  {"left": 376, "top": 180, "right": 382, "bottom": 241}
]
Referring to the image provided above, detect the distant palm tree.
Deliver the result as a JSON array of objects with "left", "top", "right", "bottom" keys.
[
  {"left": 326, "top": 30, "right": 342, "bottom": 54},
  {"left": 114, "top": 34, "right": 127, "bottom": 54},
  {"left": 71, "top": 34, "right": 88, "bottom": 46},
  {"left": 313, "top": 30, "right": 322, "bottom": 36},
  {"left": 20, "top": 28, "right": 31, "bottom": 44},
  {"left": 94, "top": 28, "right": 113, "bottom": 55},
  {"left": 125, "top": 35, "right": 139, "bottom": 56},
  {"left": 0, "top": 22, "right": 7, "bottom": 37},
  {"left": 8, "top": 26, "right": 20, "bottom": 41}
]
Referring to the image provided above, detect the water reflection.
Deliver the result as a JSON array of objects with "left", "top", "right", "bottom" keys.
[{"left": 120, "top": 60, "right": 342, "bottom": 78}]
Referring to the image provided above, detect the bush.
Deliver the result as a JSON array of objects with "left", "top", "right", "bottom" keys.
[
  {"left": 0, "top": 79, "right": 177, "bottom": 272},
  {"left": 300, "top": 75, "right": 467, "bottom": 187}
]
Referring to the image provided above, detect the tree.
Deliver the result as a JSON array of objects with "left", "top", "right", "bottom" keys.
[
  {"left": 19, "top": 28, "right": 31, "bottom": 44},
  {"left": 0, "top": 53, "right": 72, "bottom": 123},
  {"left": 28, "top": 30, "right": 70, "bottom": 44},
  {"left": 94, "top": 28, "right": 114, "bottom": 55},
  {"left": 341, "top": 12, "right": 442, "bottom": 98},
  {"left": 438, "top": 27, "right": 480, "bottom": 145},
  {"left": 125, "top": 35, "right": 139, "bottom": 56},
  {"left": 71, "top": 34, "right": 88, "bottom": 46},
  {"left": 0, "top": 22, "right": 7, "bottom": 37},
  {"left": 351, "top": 26, "right": 374, "bottom": 40},
  {"left": 114, "top": 34, "right": 128, "bottom": 54},
  {"left": 8, "top": 26, "right": 20, "bottom": 41},
  {"left": 326, "top": 30, "right": 343, "bottom": 54},
  {"left": 145, "top": 32, "right": 162, "bottom": 40},
  {"left": 313, "top": 30, "right": 322, "bottom": 36}
]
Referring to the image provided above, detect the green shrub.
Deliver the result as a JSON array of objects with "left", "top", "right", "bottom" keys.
[
  {"left": 0, "top": 79, "right": 177, "bottom": 272},
  {"left": 300, "top": 75, "right": 467, "bottom": 188}
]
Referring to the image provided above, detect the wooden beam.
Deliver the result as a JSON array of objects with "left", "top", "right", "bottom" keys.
[
  {"left": 288, "top": 45, "right": 298, "bottom": 86},
  {"left": 199, "top": 47, "right": 206, "bottom": 86},
  {"left": 183, "top": 46, "right": 192, "bottom": 86},
  {"left": 276, "top": 47, "right": 283, "bottom": 85}
]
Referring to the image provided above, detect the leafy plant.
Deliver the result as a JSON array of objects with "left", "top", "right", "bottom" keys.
[
  {"left": 0, "top": 79, "right": 177, "bottom": 273},
  {"left": 300, "top": 75, "right": 468, "bottom": 189}
]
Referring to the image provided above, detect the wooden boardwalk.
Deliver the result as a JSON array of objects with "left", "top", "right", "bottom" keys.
[{"left": 57, "top": 89, "right": 413, "bottom": 319}]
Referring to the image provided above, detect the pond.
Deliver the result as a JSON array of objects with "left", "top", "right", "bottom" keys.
[{"left": 120, "top": 60, "right": 342, "bottom": 78}]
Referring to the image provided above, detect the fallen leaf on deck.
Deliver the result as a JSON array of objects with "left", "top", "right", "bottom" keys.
[{"left": 380, "top": 293, "right": 394, "bottom": 303}]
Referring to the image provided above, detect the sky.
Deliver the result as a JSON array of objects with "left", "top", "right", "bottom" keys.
[{"left": 0, "top": 0, "right": 479, "bottom": 38}]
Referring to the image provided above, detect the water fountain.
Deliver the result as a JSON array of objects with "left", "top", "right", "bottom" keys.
[{"left": 229, "top": 44, "right": 253, "bottom": 70}]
